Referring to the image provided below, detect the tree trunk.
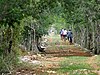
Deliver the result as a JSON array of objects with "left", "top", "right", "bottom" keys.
[
  {"left": 7, "top": 26, "right": 13, "bottom": 54},
  {"left": 8, "top": 40, "right": 12, "bottom": 53},
  {"left": 95, "top": 20, "right": 100, "bottom": 54},
  {"left": 81, "top": 28, "right": 86, "bottom": 48},
  {"left": 33, "top": 29, "right": 39, "bottom": 53}
]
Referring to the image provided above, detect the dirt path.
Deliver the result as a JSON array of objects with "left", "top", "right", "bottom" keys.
[{"left": 14, "top": 35, "right": 97, "bottom": 75}]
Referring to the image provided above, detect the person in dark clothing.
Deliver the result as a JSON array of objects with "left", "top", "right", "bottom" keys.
[{"left": 67, "top": 30, "right": 73, "bottom": 44}]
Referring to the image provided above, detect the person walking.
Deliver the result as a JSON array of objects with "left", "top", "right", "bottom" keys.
[
  {"left": 67, "top": 29, "right": 73, "bottom": 44},
  {"left": 63, "top": 29, "right": 67, "bottom": 41},
  {"left": 60, "top": 28, "right": 64, "bottom": 40}
]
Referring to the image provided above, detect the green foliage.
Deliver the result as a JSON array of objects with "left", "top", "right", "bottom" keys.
[
  {"left": 0, "top": 0, "right": 30, "bottom": 26},
  {"left": 0, "top": 48, "right": 4, "bottom": 56},
  {"left": 0, "top": 53, "right": 19, "bottom": 73}
]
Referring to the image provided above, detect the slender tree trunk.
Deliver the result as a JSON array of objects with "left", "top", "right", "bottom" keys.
[
  {"left": 95, "top": 20, "right": 100, "bottom": 54},
  {"left": 86, "top": 27, "right": 89, "bottom": 49},
  {"left": 7, "top": 26, "right": 13, "bottom": 54},
  {"left": 97, "top": 21, "right": 100, "bottom": 54},
  {"left": 80, "top": 28, "right": 86, "bottom": 48},
  {"left": 71, "top": 23, "right": 74, "bottom": 43},
  {"left": 33, "top": 28, "right": 39, "bottom": 53},
  {"left": 89, "top": 17, "right": 95, "bottom": 54}
]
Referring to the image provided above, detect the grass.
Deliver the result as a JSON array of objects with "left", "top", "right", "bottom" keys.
[
  {"left": 59, "top": 56, "right": 92, "bottom": 70},
  {"left": 0, "top": 53, "right": 19, "bottom": 74},
  {"left": 57, "top": 56, "right": 97, "bottom": 75},
  {"left": 59, "top": 63, "right": 92, "bottom": 71},
  {"left": 65, "top": 56, "right": 89, "bottom": 63}
]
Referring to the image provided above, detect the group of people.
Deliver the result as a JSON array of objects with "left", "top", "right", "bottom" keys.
[{"left": 60, "top": 28, "right": 73, "bottom": 44}]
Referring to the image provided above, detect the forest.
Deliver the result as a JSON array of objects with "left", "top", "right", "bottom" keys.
[{"left": 0, "top": 0, "right": 100, "bottom": 74}]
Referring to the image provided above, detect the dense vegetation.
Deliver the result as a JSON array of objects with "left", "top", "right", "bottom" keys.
[{"left": 0, "top": 0, "right": 100, "bottom": 73}]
